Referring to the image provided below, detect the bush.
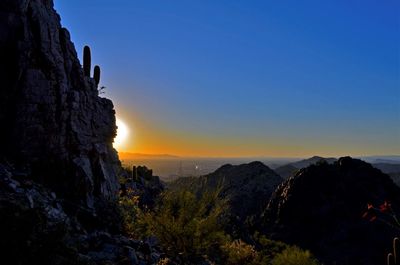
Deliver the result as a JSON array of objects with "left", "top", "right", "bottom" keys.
[
  {"left": 271, "top": 246, "right": 319, "bottom": 265},
  {"left": 137, "top": 189, "right": 229, "bottom": 263},
  {"left": 221, "top": 239, "right": 263, "bottom": 265},
  {"left": 118, "top": 188, "right": 141, "bottom": 237},
  {"left": 118, "top": 185, "right": 321, "bottom": 265}
]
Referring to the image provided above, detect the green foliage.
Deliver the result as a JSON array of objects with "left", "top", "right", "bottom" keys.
[
  {"left": 271, "top": 246, "right": 320, "bottom": 265},
  {"left": 221, "top": 239, "right": 263, "bottom": 265},
  {"left": 118, "top": 189, "right": 140, "bottom": 238},
  {"left": 254, "top": 232, "right": 288, "bottom": 262},
  {"left": 137, "top": 189, "right": 229, "bottom": 263},
  {"left": 117, "top": 183, "right": 321, "bottom": 265}
]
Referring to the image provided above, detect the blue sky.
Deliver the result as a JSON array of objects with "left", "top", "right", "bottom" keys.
[{"left": 54, "top": 0, "right": 400, "bottom": 157}]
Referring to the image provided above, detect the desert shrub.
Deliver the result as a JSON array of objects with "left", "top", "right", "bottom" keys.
[
  {"left": 118, "top": 188, "right": 141, "bottom": 237},
  {"left": 137, "top": 189, "right": 229, "bottom": 263},
  {"left": 271, "top": 246, "right": 319, "bottom": 265},
  {"left": 221, "top": 239, "right": 263, "bottom": 265}
]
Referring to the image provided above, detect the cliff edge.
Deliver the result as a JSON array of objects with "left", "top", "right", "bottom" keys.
[{"left": 0, "top": 0, "right": 121, "bottom": 208}]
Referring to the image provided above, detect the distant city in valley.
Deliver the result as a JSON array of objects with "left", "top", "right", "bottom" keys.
[{"left": 119, "top": 153, "right": 400, "bottom": 181}]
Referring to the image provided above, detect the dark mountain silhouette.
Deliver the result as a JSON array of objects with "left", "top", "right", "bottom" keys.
[
  {"left": 273, "top": 163, "right": 299, "bottom": 179},
  {"left": 261, "top": 157, "right": 400, "bottom": 265},
  {"left": 171, "top": 161, "right": 283, "bottom": 237},
  {"left": 371, "top": 163, "right": 400, "bottom": 187},
  {"left": 274, "top": 156, "right": 337, "bottom": 178}
]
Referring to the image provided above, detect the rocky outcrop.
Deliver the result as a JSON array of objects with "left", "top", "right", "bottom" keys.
[
  {"left": 121, "top": 165, "right": 164, "bottom": 208},
  {"left": 0, "top": 163, "right": 165, "bottom": 265},
  {"left": 0, "top": 0, "right": 121, "bottom": 209},
  {"left": 261, "top": 157, "right": 400, "bottom": 265}
]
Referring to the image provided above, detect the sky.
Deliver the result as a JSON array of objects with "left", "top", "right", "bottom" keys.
[{"left": 55, "top": 0, "right": 400, "bottom": 157}]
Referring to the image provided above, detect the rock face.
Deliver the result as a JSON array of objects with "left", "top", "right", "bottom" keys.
[
  {"left": 0, "top": 0, "right": 121, "bottom": 208},
  {"left": 261, "top": 157, "right": 400, "bottom": 265},
  {"left": 121, "top": 165, "right": 164, "bottom": 208},
  {"left": 0, "top": 163, "right": 164, "bottom": 265}
]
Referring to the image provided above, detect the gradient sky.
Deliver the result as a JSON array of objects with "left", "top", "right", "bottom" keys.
[{"left": 55, "top": 0, "right": 400, "bottom": 157}]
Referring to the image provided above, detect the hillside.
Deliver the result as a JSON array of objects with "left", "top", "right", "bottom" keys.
[
  {"left": 261, "top": 157, "right": 400, "bottom": 265},
  {"left": 170, "top": 161, "right": 283, "bottom": 237}
]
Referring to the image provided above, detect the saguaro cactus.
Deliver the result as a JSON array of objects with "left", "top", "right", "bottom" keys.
[
  {"left": 388, "top": 238, "right": 400, "bottom": 265},
  {"left": 83, "top": 45, "right": 91, "bottom": 77},
  {"left": 132, "top": 166, "right": 138, "bottom": 182},
  {"left": 94, "top": 65, "right": 101, "bottom": 86}
]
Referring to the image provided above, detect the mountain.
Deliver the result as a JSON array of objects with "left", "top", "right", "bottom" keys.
[
  {"left": 261, "top": 157, "right": 400, "bottom": 265},
  {"left": 359, "top": 155, "right": 400, "bottom": 164},
  {"left": 372, "top": 163, "right": 400, "bottom": 187},
  {"left": 0, "top": 1, "right": 161, "bottom": 264},
  {"left": 372, "top": 163, "right": 400, "bottom": 175},
  {"left": 274, "top": 156, "right": 337, "bottom": 178},
  {"left": 119, "top": 152, "right": 180, "bottom": 160},
  {"left": 273, "top": 164, "right": 299, "bottom": 180},
  {"left": 171, "top": 161, "right": 283, "bottom": 237}
]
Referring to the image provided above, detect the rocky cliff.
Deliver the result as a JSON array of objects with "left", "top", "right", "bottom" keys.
[
  {"left": 0, "top": 1, "right": 168, "bottom": 264},
  {"left": 0, "top": 0, "right": 121, "bottom": 208}
]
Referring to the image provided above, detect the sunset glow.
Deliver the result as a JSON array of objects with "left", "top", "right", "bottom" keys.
[
  {"left": 114, "top": 118, "right": 129, "bottom": 150},
  {"left": 57, "top": 1, "right": 400, "bottom": 157}
]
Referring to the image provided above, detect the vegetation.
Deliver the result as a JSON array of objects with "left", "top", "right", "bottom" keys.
[
  {"left": 271, "top": 247, "right": 319, "bottom": 265},
  {"left": 138, "top": 189, "right": 228, "bottom": 263},
  {"left": 94, "top": 65, "right": 101, "bottom": 85},
  {"left": 118, "top": 180, "right": 320, "bottom": 265},
  {"left": 83, "top": 45, "right": 91, "bottom": 77}
]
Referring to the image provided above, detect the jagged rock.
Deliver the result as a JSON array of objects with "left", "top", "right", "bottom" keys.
[
  {"left": 0, "top": 0, "right": 121, "bottom": 210},
  {"left": 0, "top": 164, "right": 162, "bottom": 265},
  {"left": 261, "top": 157, "right": 400, "bottom": 265},
  {"left": 0, "top": 1, "right": 167, "bottom": 264},
  {"left": 121, "top": 166, "right": 164, "bottom": 208}
]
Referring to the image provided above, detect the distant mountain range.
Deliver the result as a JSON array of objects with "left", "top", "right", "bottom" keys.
[
  {"left": 272, "top": 156, "right": 400, "bottom": 184},
  {"left": 274, "top": 156, "right": 337, "bottom": 179},
  {"left": 171, "top": 157, "right": 400, "bottom": 265},
  {"left": 118, "top": 152, "right": 180, "bottom": 160}
]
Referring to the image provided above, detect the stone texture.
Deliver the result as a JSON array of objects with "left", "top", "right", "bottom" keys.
[
  {"left": 0, "top": 163, "right": 165, "bottom": 265},
  {"left": 0, "top": 0, "right": 121, "bottom": 209}
]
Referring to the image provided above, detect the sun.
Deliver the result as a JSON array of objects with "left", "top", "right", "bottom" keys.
[{"left": 114, "top": 118, "right": 129, "bottom": 150}]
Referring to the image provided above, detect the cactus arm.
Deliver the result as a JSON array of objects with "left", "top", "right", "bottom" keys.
[
  {"left": 94, "top": 65, "right": 101, "bottom": 86},
  {"left": 83, "top": 45, "right": 91, "bottom": 77}
]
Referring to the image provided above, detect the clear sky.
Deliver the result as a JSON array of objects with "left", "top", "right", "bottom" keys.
[{"left": 55, "top": 0, "right": 400, "bottom": 157}]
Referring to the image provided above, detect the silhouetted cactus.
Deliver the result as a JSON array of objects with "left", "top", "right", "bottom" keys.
[
  {"left": 132, "top": 166, "right": 138, "bottom": 182},
  {"left": 388, "top": 238, "right": 400, "bottom": 265},
  {"left": 83, "top": 45, "right": 91, "bottom": 77},
  {"left": 94, "top": 65, "right": 101, "bottom": 85}
]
